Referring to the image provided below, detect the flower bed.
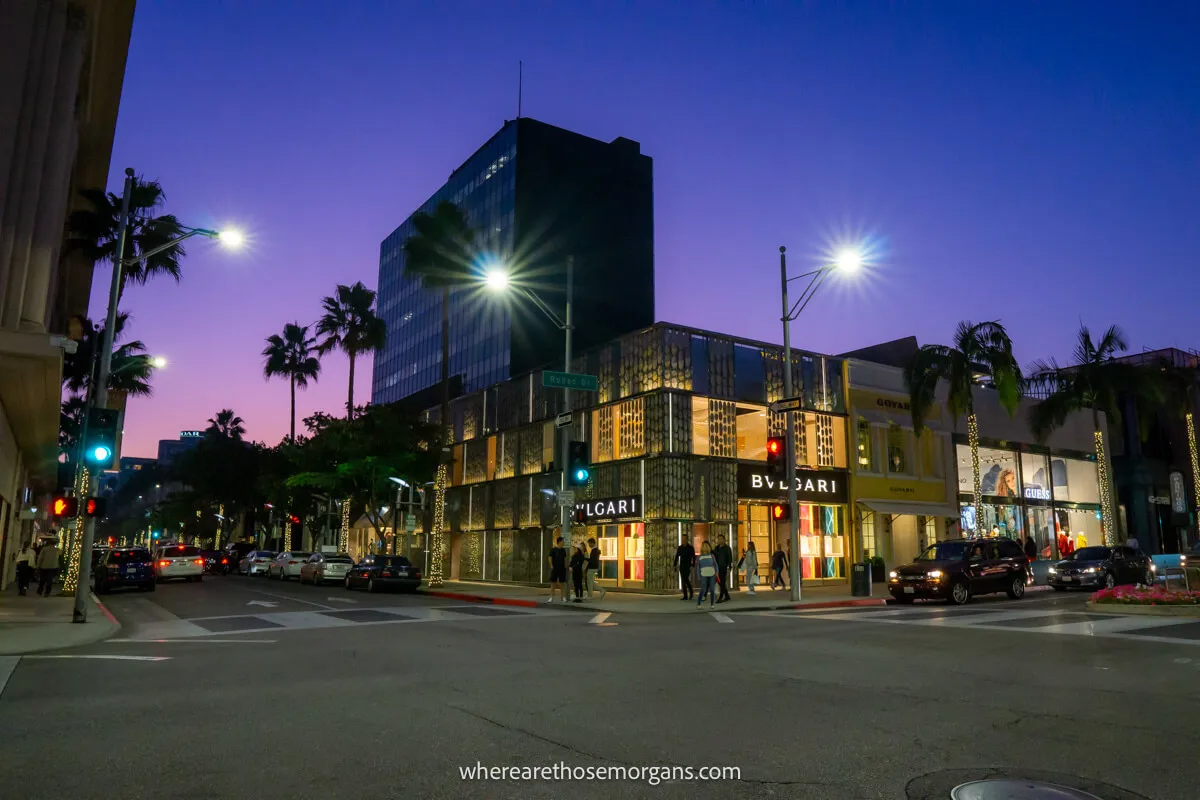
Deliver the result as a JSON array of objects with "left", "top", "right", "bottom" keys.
[{"left": 1092, "top": 585, "right": 1200, "bottom": 605}]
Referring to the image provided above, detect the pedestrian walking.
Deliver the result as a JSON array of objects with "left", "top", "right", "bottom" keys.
[
  {"left": 547, "top": 536, "right": 568, "bottom": 603},
  {"left": 740, "top": 541, "right": 760, "bottom": 595},
  {"left": 674, "top": 535, "right": 696, "bottom": 600},
  {"left": 771, "top": 543, "right": 788, "bottom": 591},
  {"left": 36, "top": 539, "right": 62, "bottom": 597},
  {"left": 570, "top": 543, "right": 586, "bottom": 603},
  {"left": 14, "top": 541, "right": 35, "bottom": 596},
  {"left": 696, "top": 542, "right": 718, "bottom": 608},
  {"left": 585, "top": 538, "right": 606, "bottom": 600},
  {"left": 1023, "top": 535, "right": 1037, "bottom": 561},
  {"left": 713, "top": 534, "right": 733, "bottom": 603}
]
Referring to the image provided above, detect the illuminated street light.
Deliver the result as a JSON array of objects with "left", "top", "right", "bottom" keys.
[
  {"left": 833, "top": 247, "right": 863, "bottom": 273},
  {"left": 485, "top": 269, "right": 509, "bottom": 290},
  {"left": 217, "top": 228, "right": 245, "bottom": 248},
  {"left": 150, "top": 355, "right": 167, "bottom": 369}
]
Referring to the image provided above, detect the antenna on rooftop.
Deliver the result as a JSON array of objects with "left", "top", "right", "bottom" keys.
[{"left": 518, "top": 60, "right": 523, "bottom": 119}]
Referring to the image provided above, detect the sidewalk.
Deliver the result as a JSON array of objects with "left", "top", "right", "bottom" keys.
[
  {"left": 422, "top": 580, "right": 886, "bottom": 614},
  {"left": 0, "top": 586, "right": 121, "bottom": 655}
]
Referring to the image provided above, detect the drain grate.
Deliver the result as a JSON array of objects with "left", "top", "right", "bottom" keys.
[{"left": 952, "top": 780, "right": 1102, "bottom": 800}]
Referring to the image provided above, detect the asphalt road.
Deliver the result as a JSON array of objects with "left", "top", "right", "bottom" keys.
[{"left": 1, "top": 575, "right": 1197, "bottom": 800}]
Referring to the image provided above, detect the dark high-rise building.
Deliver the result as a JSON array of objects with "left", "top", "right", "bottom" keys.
[{"left": 372, "top": 117, "right": 654, "bottom": 405}]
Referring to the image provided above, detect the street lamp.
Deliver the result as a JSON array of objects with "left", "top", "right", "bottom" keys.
[
  {"left": 150, "top": 356, "right": 167, "bottom": 369},
  {"left": 777, "top": 244, "right": 865, "bottom": 602},
  {"left": 484, "top": 257, "right": 576, "bottom": 548},
  {"left": 72, "top": 167, "right": 242, "bottom": 623}
]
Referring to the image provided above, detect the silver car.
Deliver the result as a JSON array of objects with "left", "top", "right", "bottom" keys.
[
  {"left": 300, "top": 552, "right": 354, "bottom": 585},
  {"left": 269, "top": 551, "right": 312, "bottom": 580},
  {"left": 242, "top": 550, "right": 276, "bottom": 576}
]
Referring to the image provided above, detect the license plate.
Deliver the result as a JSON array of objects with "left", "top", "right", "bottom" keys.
[
  {"left": 126, "top": 567, "right": 136, "bottom": 573},
  {"left": 903, "top": 587, "right": 915, "bottom": 594},
  {"left": 1064, "top": 576, "right": 1076, "bottom": 582},
  {"left": 398, "top": 569, "right": 408, "bottom": 576}
]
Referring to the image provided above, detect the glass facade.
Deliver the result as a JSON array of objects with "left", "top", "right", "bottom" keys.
[{"left": 373, "top": 126, "right": 518, "bottom": 404}]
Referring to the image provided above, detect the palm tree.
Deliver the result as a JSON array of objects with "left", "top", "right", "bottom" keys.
[
  {"left": 402, "top": 201, "right": 478, "bottom": 586},
  {"left": 63, "top": 314, "right": 156, "bottom": 398},
  {"left": 1028, "top": 325, "right": 1162, "bottom": 545},
  {"left": 206, "top": 409, "right": 246, "bottom": 441},
  {"left": 263, "top": 323, "right": 321, "bottom": 443},
  {"left": 66, "top": 177, "right": 186, "bottom": 303},
  {"left": 315, "top": 281, "right": 386, "bottom": 419},
  {"left": 905, "top": 321, "right": 1022, "bottom": 533},
  {"left": 59, "top": 396, "right": 89, "bottom": 460}
]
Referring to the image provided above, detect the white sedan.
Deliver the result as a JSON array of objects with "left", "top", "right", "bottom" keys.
[
  {"left": 154, "top": 545, "right": 204, "bottom": 582},
  {"left": 300, "top": 552, "right": 354, "bottom": 585},
  {"left": 268, "top": 551, "right": 312, "bottom": 580}
]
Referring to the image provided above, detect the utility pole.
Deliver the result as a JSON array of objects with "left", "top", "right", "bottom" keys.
[
  {"left": 779, "top": 247, "right": 802, "bottom": 602},
  {"left": 559, "top": 256, "right": 574, "bottom": 549}
]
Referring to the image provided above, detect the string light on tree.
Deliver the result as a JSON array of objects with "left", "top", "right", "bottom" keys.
[
  {"left": 1095, "top": 430, "right": 1115, "bottom": 546},
  {"left": 62, "top": 468, "right": 90, "bottom": 593},
  {"left": 967, "top": 414, "right": 982, "bottom": 535},
  {"left": 428, "top": 464, "right": 447, "bottom": 587},
  {"left": 1188, "top": 413, "right": 1200, "bottom": 519},
  {"left": 339, "top": 499, "right": 350, "bottom": 554}
]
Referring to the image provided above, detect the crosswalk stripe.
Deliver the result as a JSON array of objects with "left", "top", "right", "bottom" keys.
[
  {"left": 589, "top": 612, "right": 612, "bottom": 624},
  {"left": 710, "top": 612, "right": 734, "bottom": 623}
]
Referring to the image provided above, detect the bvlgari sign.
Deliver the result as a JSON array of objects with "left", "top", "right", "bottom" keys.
[
  {"left": 737, "top": 464, "right": 848, "bottom": 504},
  {"left": 574, "top": 495, "right": 643, "bottom": 523}
]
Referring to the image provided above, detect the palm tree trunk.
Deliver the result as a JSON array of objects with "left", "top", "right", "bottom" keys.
[
  {"left": 428, "top": 285, "right": 452, "bottom": 587},
  {"left": 967, "top": 411, "right": 982, "bottom": 536},
  {"left": 347, "top": 350, "right": 356, "bottom": 420},
  {"left": 289, "top": 375, "right": 296, "bottom": 443},
  {"left": 1093, "top": 407, "right": 1116, "bottom": 546},
  {"left": 1187, "top": 411, "right": 1200, "bottom": 525}
]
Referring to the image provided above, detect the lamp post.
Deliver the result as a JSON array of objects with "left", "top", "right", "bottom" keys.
[
  {"left": 388, "top": 476, "right": 419, "bottom": 558},
  {"left": 778, "top": 245, "right": 863, "bottom": 602},
  {"left": 485, "top": 256, "right": 574, "bottom": 548},
  {"left": 72, "top": 168, "right": 242, "bottom": 622}
]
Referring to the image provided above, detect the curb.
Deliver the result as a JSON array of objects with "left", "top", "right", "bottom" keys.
[
  {"left": 728, "top": 597, "right": 888, "bottom": 613},
  {"left": 420, "top": 589, "right": 539, "bottom": 609},
  {"left": 1085, "top": 600, "right": 1200, "bottom": 618},
  {"left": 0, "top": 594, "right": 122, "bottom": 656}
]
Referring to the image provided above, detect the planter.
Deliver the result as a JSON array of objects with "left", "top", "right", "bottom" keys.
[
  {"left": 1086, "top": 601, "right": 1200, "bottom": 617},
  {"left": 870, "top": 561, "right": 886, "bottom": 583}
]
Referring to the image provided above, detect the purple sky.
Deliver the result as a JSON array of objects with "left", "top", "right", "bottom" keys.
[{"left": 98, "top": 2, "right": 1200, "bottom": 458}]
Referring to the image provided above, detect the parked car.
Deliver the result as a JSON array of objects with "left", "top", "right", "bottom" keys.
[
  {"left": 889, "top": 538, "right": 1029, "bottom": 605},
  {"left": 94, "top": 547, "right": 156, "bottom": 593},
  {"left": 1049, "top": 545, "right": 1153, "bottom": 591},
  {"left": 201, "top": 549, "right": 232, "bottom": 574},
  {"left": 224, "top": 542, "right": 256, "bottom": 572},
  {"left": 153, "top": 544, "right": 204, "bottom": 582},
  {"left": 268, "top": 551, "right": 311, "bottom": 580},
  {"left": 239, "top": 550, "right": 276, "bottom": 576},
  {"left": 345, "top": 554, "right": 422, "bottom": 593},
  {"left": 300, "top": 552, "right": 354, "bottom": 585}
]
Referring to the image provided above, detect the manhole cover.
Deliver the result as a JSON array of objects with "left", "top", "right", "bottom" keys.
[{"left": 952, "top": 780, "right": 1102, "bottom": 800}]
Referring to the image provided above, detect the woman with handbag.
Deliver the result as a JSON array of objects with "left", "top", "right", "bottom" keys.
[{"left": 741, "top": 541, "right": 759, "bottom": 595}]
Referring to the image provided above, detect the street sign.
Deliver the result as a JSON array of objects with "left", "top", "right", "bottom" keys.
[
  {"left": 557, "top": 490, "right": 576, "bottom": 507},
  {"left": 543, "top": 371, "right": 599, "bottom": 392},
  {"left": 770, "top": 396, "right": 804, "bottom": 414},
  {"left": 555, "top": 412, "right": 573, "bottom": 429},
  {"left": 405, "top": 514, "right": 417, "bottom": 532}
]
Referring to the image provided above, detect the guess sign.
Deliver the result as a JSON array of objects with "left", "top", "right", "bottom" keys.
[
  {"left": 574, "top": 495, "right": 642, "bottom": 523},
  {"left": 737, "top": 463, "right": 848, "bottom": 504}
]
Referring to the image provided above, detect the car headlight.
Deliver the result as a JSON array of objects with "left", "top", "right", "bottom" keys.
[
  {"left": 1048, "top": 567, "right": 1057, "bottom": 574},
  {"left": 926, "top": 570, "right": 943, "bottom": 579},
  {"left": 1150, "top": 563, "right": 1157, "bottom": 572},
  {"left": 888, "top": 570, "right": 898, "bottom": 580},
  {"left": 1182, "top": 556, "right": 1188, "bottom": 564},
  {"left": 1083, "top": 567, "right": 1097, "bottom": 574}
]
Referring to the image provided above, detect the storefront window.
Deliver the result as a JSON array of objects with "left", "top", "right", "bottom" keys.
[
  {"left": 856, "top": 419, "right": 878, "bottom": 472},
  {"left": 1055, "top": 507, "right": 1102, "bottom": 555},
  {"left": 1050, "top": 457, "right": 1101, "bottom": 504},
  {"left": 541, "top": 424, "right": 554, "bottom": 470},
  {"left": 861, "top": 510, "right": 877, "bottom": 559},
  {"left": 623, "top": 523, "right": 645, "bottom": 583},
  {"left": 921, "top": 516, "right": 938, "bottom": 551},
  {"left": 692, "top": 396, "right": 710, "bottom": 456},
  {"left": 736, "top": 404, "right": 768, "bottom": 461},
  {"left": 920, "top": 431, "right": 944, "bottom": 479},
  {"left": 1020, "top": 452, "right": 1051, "bottom": 500},
  {"left": 799, "top": 504, "right": 846, "bottom": 580},
  {"left": 886, "top": 425, "right": 912, "bottom": 476},
  {"left": 957, "top": 444, "right": 1020, "bottom": 497},
  {"left": 691, "top": 336, "right": 709, "bottom": 395},
  {"left": 734, "top": 345, "right": 765, "bottom": 402},
  {"left": 1026, "top": 507, "right": 1054, "bottom": 559}
]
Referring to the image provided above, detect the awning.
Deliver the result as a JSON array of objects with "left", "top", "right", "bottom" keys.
[{"left": 857, "top": 499, "right": 960, "bottom": 518}]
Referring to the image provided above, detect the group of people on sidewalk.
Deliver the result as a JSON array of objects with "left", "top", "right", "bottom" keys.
[
  {"left": 673, "top": 534, "right": 792, "bottom": 608},
  {"left": 546, "top": 536, "right": 609, "bottom": 603},
  {"left": 11, "top": 537, "right": 62, "bottom": 597}
]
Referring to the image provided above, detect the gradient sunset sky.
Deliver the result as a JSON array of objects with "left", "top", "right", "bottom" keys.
[{"left": 97, "top": 1, "right": 1200, "bottom": 458}]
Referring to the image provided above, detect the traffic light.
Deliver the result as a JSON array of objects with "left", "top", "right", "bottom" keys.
[
  {"left": 85, "top": 407, "right": 120, "bottom": 466},
  {"left": 151, "top": 531, "right": 161, "bottom": 540},
  {"left": 770, "top": 502, "right": 790, "bottom": 522},
  {"left": 766, "top": 436, "right": 786, "bottom": 480},
  {"left": 51, "top": 496, "right": 78, "bottom": 518},
  {"left": 571, "top": 506, "right": 586, "bottom": 525},
  {"left": 84, "top": 497, "right": 108, "bottom": 517},
  {"left": 566, "top": 441, "right": 590, "bottom": 486}
]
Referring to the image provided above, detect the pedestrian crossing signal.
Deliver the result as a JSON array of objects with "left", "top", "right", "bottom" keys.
[
  {"left": 51, "top": 496, "right": 78, "bottom": 517},
  {"left": 770, "top": 502, "right": 790, "bottom": 522},
  {"left": 84, "top": 497, "right": 107, "bottom": 517}
]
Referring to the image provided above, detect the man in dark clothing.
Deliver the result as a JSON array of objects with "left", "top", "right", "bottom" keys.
[
  {"left": 1023, "top": 535, "right": 1038, "bottom": 561},
  {"left": 713, "top": 534, "right": 734, "bottom": 603},
  {"left": 547, "top": 536, "right": 568, "bottom": 603},
  {"left": 674, "top": 536, "right": 696, "bottom": 600}
]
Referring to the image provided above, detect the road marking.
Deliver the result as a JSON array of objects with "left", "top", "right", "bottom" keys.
[
  {"left": 24, "top": 655, "right": 171, "bottom": 662},
  {"left": 246, "top": 600, "right": 279, "bottom": 608},
  {"left": 0, "top": 656, "right": 18, "bottom": 699},
  {"left": 325, "top": 597, "right": 358, "bottom": 604},
  {"left": 589, "top": 612, "right": 612, "bottom": 624},
  {"left": 245, "top": 589, "right": 336, "bottom": 610},
  {"left": 710, "top": 612, "right": 734, "bottom": 623},
  {"left": 111, "top": 638, "right": 277, "bottom": 644}
]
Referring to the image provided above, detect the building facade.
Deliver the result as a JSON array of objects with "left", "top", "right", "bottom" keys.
[
  {"left": 0, "top": 0, "right": 135, "bottom": 586},
  {"left": 372, "top": 117, "right": 654, "bottom": 405}
]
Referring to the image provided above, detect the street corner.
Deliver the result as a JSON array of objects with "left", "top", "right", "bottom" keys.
[{"left": 0, "top": 594, "right": 121, "bottom": 656}]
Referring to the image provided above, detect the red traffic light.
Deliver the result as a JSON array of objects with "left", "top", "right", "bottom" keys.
[
  {"left": 766, "top": 437, "right": 784, "bottom": 457},
  {"left": 84, "top": 497, "right": 107, "bottom": 517},
  {"left": 289, "top": 515, "right": 300, "bottom": 525},
  {"left": 51, "top": 496, "right": 78, "bottom": 517},
  {"left": 770, "top": 503, "right": 790, "bottom": 521}
]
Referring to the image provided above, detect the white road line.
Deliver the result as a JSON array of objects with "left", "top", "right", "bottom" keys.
[
  {"left": 325, "top": 597, "right": 358, "bottom": 604},
  {"left": 111, "top": 638, "right": 278, "bottom": 644},
  {"left": 245, "top": 589, "right": 337, "bottom": 610},
  {"left": 588, "top": 612, "right": 612, "bottom": 624},
  {"left": 24, "top": 655, "right": 171, "bottom": 662},
  {"left": 1023, "top": 616, "right": 1198, "bottom": 636},
  {"left": 710, "top": 612, "right": 734, "bottom": 623},
  {"left": 0, "top": 656, "right": 19, "bottom": 698}
]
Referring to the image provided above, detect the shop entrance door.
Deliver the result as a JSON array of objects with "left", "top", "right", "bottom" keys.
[{"left": 596, "top": 523, "right": 645, "bottom": 588}]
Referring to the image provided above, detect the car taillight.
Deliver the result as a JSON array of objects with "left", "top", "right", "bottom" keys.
[
  {"left": 221, "top": 558, "right": 228, "bottom": 564},
  {"left": 194, "top": 559, "right": 204, "bottom": 565},
  {"left": 158, "top": 560, "right": 169, "bottom": 567},
  {"left": 107, "top": 564, "right": 120, "bottom": 571}
]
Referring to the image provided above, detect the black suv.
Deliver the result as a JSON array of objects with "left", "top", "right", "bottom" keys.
[
  {"left": 889, "top": 538, "right": 1030, "bottom": 605},
  {"left": 1049, "top": 545, "right": 1153, "bottom": 591}
]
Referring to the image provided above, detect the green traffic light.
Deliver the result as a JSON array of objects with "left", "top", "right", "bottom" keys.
[
  {"left": 90, "top": 445, "right": 112, "bottom": 462},
  {"left": 574, "top": 468, "right": 589, "bottom": 482}
]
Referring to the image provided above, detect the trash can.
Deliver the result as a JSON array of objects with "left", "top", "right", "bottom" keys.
[{"left": 851, "top": 561, "right": 872, "bottom": 597}]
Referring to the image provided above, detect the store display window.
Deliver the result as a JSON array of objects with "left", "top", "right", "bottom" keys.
[
  {"left": 1020, "top": 452, "right": 1051, "bottom": 500},
  {"left": 957, "top": 445, "right": 1019, "bottom": 497},
  {"left": 1050, "top": 457, "right": 1101, "bottom": 504},
  {"left": 1054, "top": 508, "right": 1103, "bottom": 556}
]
